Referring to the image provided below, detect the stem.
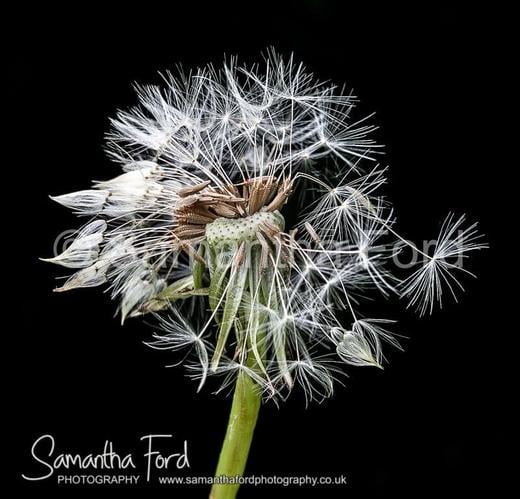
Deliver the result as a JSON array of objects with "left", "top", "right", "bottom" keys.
[{"left": 210, "top": 370, "right": 261, "bottom": 499}]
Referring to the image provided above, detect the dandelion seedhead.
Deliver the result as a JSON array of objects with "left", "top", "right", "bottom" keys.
[{"left": 44, "top": 51, "right": 486, "bottom": 402}]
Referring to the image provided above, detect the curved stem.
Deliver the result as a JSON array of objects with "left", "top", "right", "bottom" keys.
[{"left": 210, "top": 371, "right": 261, "bottom": 499}]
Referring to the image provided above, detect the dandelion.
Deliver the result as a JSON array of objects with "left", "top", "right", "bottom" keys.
[{"left": 44, "top": 51, "right": 486, "bottom": 499}]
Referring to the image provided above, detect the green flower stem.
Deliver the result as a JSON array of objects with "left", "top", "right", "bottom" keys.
[{"left": 210, "top": 369, "right": 261, "bottom": 499}]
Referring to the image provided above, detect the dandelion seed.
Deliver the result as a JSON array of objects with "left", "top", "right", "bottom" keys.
[{"left": 400, "top": 214, "right": 487, "bottom": 315}]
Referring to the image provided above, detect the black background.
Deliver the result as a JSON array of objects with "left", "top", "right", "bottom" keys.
[{"left": 8, "top": 3, "right": 513, "bottom": 498}]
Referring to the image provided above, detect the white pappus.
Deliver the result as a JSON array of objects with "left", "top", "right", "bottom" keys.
[{"left": 44, "top": 51, "right": 486, "bottom": 402}]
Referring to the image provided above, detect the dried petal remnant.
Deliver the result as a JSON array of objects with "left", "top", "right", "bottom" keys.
[{"left": 172, "top": 176, "right": 291, "bottom": 245}]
